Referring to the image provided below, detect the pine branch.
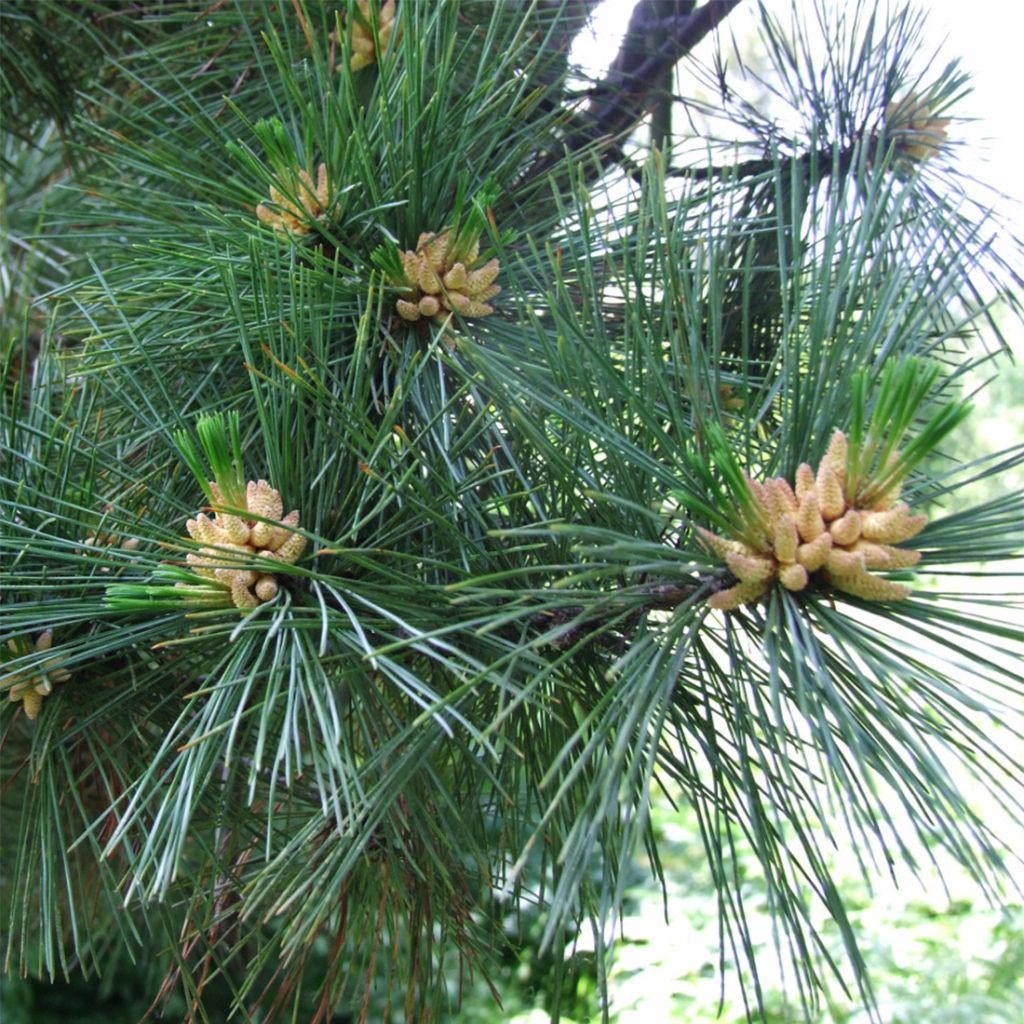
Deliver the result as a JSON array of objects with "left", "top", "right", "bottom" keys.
[
  {"left": 524, "top": 0, "right": 745, "bottom": 180},
  {"left": 4, "top": 2, "right": 1024, "bottom": 1020},
  {"left": 521, "top": 577, "right": 716, "bottom": 650}
]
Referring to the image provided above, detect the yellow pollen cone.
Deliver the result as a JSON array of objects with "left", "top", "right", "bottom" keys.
[
  {"left": 825, "top": 569, "right": 911, "bottom": 602},
  {"left": 725, "top": 551, "right": 776, "bottom": 584},
  {"left": 796, "top": 532, "right": 833, "bottom": 572},
  {"left": 772, "top": 514, "right": 799, "bottom": 564},
  {"left": 779, "top": 563, "right": 809, "bottom": 591},
  {"left": 828, "top": 509, "right": 862, "bottom": 547},
  {"left": 817, "top": 465, "right": 846, "bottom": 521},
  {"left": 708, "top": 578, "right": 771, "bottom": 611}
]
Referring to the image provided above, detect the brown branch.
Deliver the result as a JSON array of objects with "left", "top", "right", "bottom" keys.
[
  {"left": 524, "top": 0, "right": 746, "bottom": 182},
  {"left": 529, "top": 574, "right": 723, "bottom": 651},
  {"left": 666, "top": 139, "right": 869, "bottom": 181}
]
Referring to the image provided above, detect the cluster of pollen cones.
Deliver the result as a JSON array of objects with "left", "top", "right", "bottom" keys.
[
  {"left": 346, "top": 0, "right": 399, "bottom": 71},
  {"left": 884, "top": 93, "right": 949, "bottom": 163},
  {"left": 699, "top": 431, "right": 928, "bottom": 611},
  {"left": 5, "top": 630, "right": 71, "bottom": 719},
  {"left": 256, "top": 164, "right": 331, "bottom": 234},
  {"left": 394, "top": 231, "right": 501, "bottom": 322},
  {"left": 183, "top": 480, "right": 306, "bottom": 609}
]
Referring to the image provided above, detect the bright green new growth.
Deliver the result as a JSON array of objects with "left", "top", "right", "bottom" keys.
[
  {"left": 173, "top": 412, "right": 247, "bottom": 511},
  {"left": 698, "top": 421, "right": 775, "bottom": 549},
  {"left": 106, "top": 566, "right": 236, "bottom": 613},
  {"left": 444, "top": 176, "right": 502, "bottom": 267},
  {"left": 846, "top": 359, "right": 973, "bottom": 507}
]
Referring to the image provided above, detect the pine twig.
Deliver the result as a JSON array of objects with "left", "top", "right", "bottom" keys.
[{"left": 524, "top": 0, "right": 745, "bottom": 181}]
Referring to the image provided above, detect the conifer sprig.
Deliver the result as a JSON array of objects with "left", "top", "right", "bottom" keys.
[{"left": 3, "top": 2, "right": 1023, "bottom": 1022}]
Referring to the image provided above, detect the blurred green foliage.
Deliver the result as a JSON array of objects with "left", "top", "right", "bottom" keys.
[
  {"left": 601, "top": 799, "right": 1024, "bottom": 1024},
  {"left": 5, "top": 791, "right": 1021, "bottom": 1024}
]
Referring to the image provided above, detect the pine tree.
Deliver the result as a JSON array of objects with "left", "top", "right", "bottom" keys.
[{"left": 2, "top": 1, "right": 1022, "bottom": 1021}]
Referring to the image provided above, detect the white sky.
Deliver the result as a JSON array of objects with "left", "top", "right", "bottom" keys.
[{"left": 573, "top": 0, "right": 1024, "bottom": 237}]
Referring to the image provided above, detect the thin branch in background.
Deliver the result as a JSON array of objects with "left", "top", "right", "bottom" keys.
[{"left": 525, "top": 0, "right": 745, "bottom": 180}]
